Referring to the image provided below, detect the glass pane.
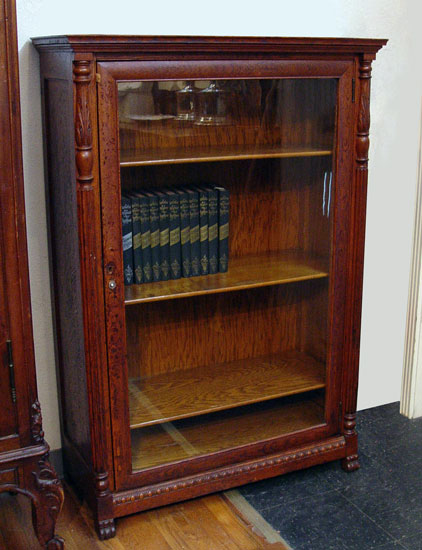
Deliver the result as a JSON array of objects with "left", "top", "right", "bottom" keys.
[{"left": 118, "top": 78, "right": 337, "bottom": 472}]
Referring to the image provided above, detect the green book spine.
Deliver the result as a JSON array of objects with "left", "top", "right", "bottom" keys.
[
  {"left": 130, "top": 195, "right": 143, "bottom": 284},
  {"left": 139, "top": 193, "right": 152, "bottom": 283},
  {"left": 197, "top": 187, "right": 209, "bottom": 275},
  {"left": 156, "top": 190, "right": 170, "bottom": 281},
  {"left": 146, "top": 192, "right": 161, "bottom": 282},
  {"left": 121, "top": 195, "right": 134, "bottom": 285},
  {"left": 216, "top": 186, "right": 230, "bottom": 273},
  {"left": 186, "top": 187, "right": 200, "bottom": 277},
  {"left": 176, "top": 189, "right": 191, "bottom": 278},
  {"left": 203, "top": 186, "right": 218, "bottom": 274},
  {"left": 166, "top": 189, "right": 181, "bottom": 279}
]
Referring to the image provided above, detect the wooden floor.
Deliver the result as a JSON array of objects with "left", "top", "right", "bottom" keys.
[{"left": 0, "top": 484, "right": 289, "bottom": 550}]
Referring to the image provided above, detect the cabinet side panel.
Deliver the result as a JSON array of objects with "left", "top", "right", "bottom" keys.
[{"left": 43, "top": 75, "right": 91, "bottom": 465}]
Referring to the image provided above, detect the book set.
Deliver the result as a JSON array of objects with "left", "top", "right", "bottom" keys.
[{"left": 121, "top": 185, "right": 230, "bottom": 285}]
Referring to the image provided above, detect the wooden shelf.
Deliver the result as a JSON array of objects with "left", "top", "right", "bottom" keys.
[
  {"left": 131, "top": 395, "right": 325, "bottom": 470},
  {"left": 120, "top": 144, "right": 332, "bottom": 167},
  {"left": 128, "top": 350, "right": 325, "bottom": 429},
  {"left": 125, "top": 251, "right": 329, "bottom": 305}
]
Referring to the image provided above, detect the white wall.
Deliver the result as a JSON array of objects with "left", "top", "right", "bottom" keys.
[{"left": 16, "top": 0, "right": 422, "bottom": 450}]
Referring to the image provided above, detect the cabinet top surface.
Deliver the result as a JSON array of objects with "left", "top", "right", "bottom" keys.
[{"left": 31, "top": 35, "right": 387, "bottom": 55}]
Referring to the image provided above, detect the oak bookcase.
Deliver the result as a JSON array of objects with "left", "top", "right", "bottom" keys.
[{"left": 33, "top": 35, "right": 386, "bottom": 540}]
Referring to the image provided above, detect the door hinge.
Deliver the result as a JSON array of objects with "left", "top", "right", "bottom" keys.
[
  {"left": 338, "top": 400, "right": 343, "bottom": 425},
  {"left": 352, "top": 78, "right": 356, "bottom": 103},
  {"left": 6, "top": 340, "right": 16, "bottom": 403},
  {"left": 96, "top": 73, "right": 101, "bottom": 84}
]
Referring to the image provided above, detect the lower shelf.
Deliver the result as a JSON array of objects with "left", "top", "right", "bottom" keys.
[
  {"left": 131, "top": 394, "right": 325, "bottom": 471},
  {"left": 129, "top": 350, "right": 326, "bottom": 428}
]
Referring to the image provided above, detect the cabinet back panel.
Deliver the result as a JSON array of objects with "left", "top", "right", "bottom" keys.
[
  {"left": 121, "top": 156, "right": 332, "bottom": 260},
  {"left": 301, "top": 279, "right": 329, "bottom": 363},
  {"left": 125, "top": 280, "right": 327, "bottom": 378},
  {"left": 118, "top": 79, "right": 336, "bottom": 156}
]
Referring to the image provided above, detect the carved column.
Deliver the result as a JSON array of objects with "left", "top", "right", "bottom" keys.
[
  {"left": 341, "top": 56, "right": 374, "bottom": 472},
  {"left": 74, "top": 59, "right": 94, "bottom": 191},
  {"left": 94, "top": 471, "right": 116, "bottom": 539},
  {"left": 73, "top": 58, "right": 115, "bottom": 538}
]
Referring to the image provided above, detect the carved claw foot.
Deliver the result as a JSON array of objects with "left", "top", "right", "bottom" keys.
[
  {"left": 30, "top": 455, "right": 65, "bottom": 548},
  {"left": 341, "top": 454, "right": 360, "bottom": 472},
  {"left": 96, "top": 518, "right": 116, "bottom": 540},
  {"left": 46, "top": 535, "right": 65, "bottom": 549}
]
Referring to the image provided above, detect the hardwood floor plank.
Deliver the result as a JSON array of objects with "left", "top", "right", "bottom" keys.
[
  {"left": 152, "top": 503, "right": 215, "bottom": 550},
  {"left": 112, "top": 510, "right": 172, "bottom": 550},
  {"left": 0, "top": 493, "right": 38, "bottom": 550},
  {"left": 0, "top": 483, "right": 288, "bottom": 550},
  {"left": 193, "top": 495, "right": 261, "bottom": 550}
]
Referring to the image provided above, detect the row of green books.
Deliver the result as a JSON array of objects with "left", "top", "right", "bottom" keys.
[{"left": 121, "top": 185, "right": 230, "bottom": 285}]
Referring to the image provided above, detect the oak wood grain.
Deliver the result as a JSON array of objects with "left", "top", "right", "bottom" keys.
[
  {"left": 129, "top": 350, "right": 325, "bottom": 428},
  {"left": 131, "top": 395, "right": 324, "bottom": 469},
  {"left": 125, "top": 250, "right": 328, "bottom": 304},
  {"left": 126, "top": 284, "right": 302, "bottom": 378}
]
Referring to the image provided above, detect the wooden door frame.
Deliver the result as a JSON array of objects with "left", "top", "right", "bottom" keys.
[{"left": 97, "top": 58, "right": 355, "bottom": 491}]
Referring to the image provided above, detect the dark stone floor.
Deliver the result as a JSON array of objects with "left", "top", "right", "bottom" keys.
[{"left": 240, "top": 403, "right": 422, "bottom": 550}]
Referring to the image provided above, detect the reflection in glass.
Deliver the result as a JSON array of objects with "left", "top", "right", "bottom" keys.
[
  {"left": 176, "top": 81, "right": 196, "bottom": 121},
  {"left": 195, "top": 81, "right": 228, "bottom": 125}
]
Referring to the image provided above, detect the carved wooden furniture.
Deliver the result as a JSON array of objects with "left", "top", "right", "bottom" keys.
[
  {"left": 0, "top": 1, "right": 64, "bottom": 548},
  {"left": 33, "top": 35, "right": 386, "bottom": 540}
]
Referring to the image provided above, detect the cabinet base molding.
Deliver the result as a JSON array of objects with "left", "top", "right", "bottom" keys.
[{"left": 112, "top": 435, "right": 346, "bottom": 518}]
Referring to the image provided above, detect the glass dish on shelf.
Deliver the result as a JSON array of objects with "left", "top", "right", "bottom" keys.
[{"left": 127, "top": 114, "right": 174, "bottom": 121}]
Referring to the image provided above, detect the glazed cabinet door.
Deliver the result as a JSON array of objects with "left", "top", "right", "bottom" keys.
[{"left": 97, "top": 58, "right": 356, "bottom": 490}]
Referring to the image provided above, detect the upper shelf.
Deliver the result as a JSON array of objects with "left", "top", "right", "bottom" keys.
[
  {"left": 119, "top": 144, "right": 332, "bottom": 167},
  {"left": 124, "top": 250, "right": 329, "bottom": 305}
]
